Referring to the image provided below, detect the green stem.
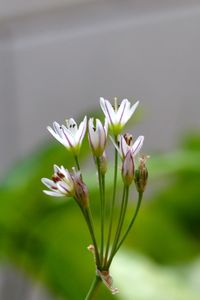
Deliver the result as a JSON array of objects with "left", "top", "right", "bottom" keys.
[
  {"left": 114, "top": 192, "right": 143, "bottom": 255},
  {"left": 74, "top": 155, "right": 81, "bottom": 171},
  {"left": 83, "top": 207, "right": 101, "bottom": 269},
  {"left": 102, "top": 174, "right": 105, "bottom": 263},
  {"left": 96, "top": 157, "right": 104, "bottom": 264},
  {"left": 104, "top": 137, "right": 118, "bottom": 267},
  {"left": 85, "top": 276, "right": 101, "bottom": 300},
  {"left": 107, "top": 186, "right": 129, "bottom": 268}
]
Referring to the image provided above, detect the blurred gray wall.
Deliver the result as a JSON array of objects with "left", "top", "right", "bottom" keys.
[
  {"left": 0, "top": 1, "right": 200, "bottom": 299},
  {"left": 1, "top": 0, "right": 200, "bottom": 176}
]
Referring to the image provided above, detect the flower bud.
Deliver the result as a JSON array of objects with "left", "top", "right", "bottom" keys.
[
  {"left": 88, "top": 118, "right": 108, "bottom": 157},
  {"left": 73, "top": 172, "right": 89, "bottom": 208},
  {"left": 121, "top": 151, "right": 134, "bottom": 186},
  {"left": 134, "top": 155, "right": 149, "bottom": 193}
]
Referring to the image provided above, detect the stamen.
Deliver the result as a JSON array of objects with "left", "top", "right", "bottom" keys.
[
  {"left": 52, "top": 175, "right": 61, "bottom": 183},
  {"left": 57, "top": 171, "right": 65, "bottom": 179},
  {"left": 124, "top": 133, "right": 133, "bottom": 146},
  {"left": 114, "top": 97, "right": 118, "bottom": 112},
  {"left": 51, "top": 186, "right": 58, "bottom": 190}
]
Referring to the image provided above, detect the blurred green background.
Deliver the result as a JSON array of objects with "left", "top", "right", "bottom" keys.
[
  {"left": 1, "top": 1, "right": 200, "bottom": 299},
  {"left": 0, "top": 131, "right": 200, "bottom": 300}
]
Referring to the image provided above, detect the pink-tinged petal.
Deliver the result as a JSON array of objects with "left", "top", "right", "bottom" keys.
[
  {"left": 117, "top": 99, "right": 129, "bottom": 123},
  {"left": 131, "top": 135, "right": 144, "bottom": 156},
  {"left": 122, "top": 150, "right": 134, "bottom": 186},
  {"left": 120, "top": 135, "right": 130, "bottom": 158},
  {"left": 100, "top": 97, "right": 115, "bottom": 125},
  {"left": 57, "top": 182, "right": 70, "bottom": 194},
  {"left": 76, "top": 116, "right": 87, "bottom": 146},
  {"left": 43, "top": 190, "right": 63, "bottom": 197}
]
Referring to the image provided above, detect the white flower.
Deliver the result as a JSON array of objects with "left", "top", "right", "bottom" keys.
[
  {"left": 47, "top": 116, "right": 87, "bottom": 155},
  {"left": 100, "top": 97, "right": 139, "bottom": 135},
  {"left": 88, "top": 118, "right": 108, "bottom": 157},
  {"left": 41, "top": 165, "right": 75, "bottom": 197},
  {"left": 112, "top": 134, "right": 144, "bottom": 159}
]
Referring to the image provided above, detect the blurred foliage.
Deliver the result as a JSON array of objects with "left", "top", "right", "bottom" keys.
[{"left": 0, "top": 133, "right": 200, "bottom": 299}]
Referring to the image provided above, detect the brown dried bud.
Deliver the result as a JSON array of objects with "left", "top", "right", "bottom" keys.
[{"left": 134, "top": 155, "right": 149, "bottom": 193}]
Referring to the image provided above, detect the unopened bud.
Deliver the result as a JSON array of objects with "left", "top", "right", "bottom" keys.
[
  {"left": 121, "top": 151, "right": 134, "bottom": 186},
  {"left": 72, "top": 170, "right": 89, "bottom": 208},
  {"left": 134, "top": 155, "right": 149, "bottom": 193}
]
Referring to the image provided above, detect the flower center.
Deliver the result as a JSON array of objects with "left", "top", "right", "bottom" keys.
[
  {"left": 113, "top": 97, "right": 119, "bottom": 112},
  {"left": 52, "top": 171, "right": 65, "bottom": 182},
  {"left": 123, "top": 133, "right": 133, "bottom": 146}
]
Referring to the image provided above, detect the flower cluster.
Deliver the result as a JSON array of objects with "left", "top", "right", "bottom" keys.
[{"left": 42, "top": 97, "right": 148, "bottom": 297}]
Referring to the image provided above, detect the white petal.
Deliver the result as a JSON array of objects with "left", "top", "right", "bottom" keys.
[
  {"left": 104, "top": 118, "right": 108, "bottom": 135},
  {"left": 96, "top": 118, "right": 103, "bottom": 131},
  {"left": 41, "top": 178, "right": 55, "bottom": 189},
  {"left": 110, "top": 136, "right": 121, "bottom": 155},
  {"left": 57, "top": 182, "right": 70, "bottom": 194},
  {"left": 43, "top": 190, "right": 63, "bottom": 197},
  {"left": 53, "top": 164, "right": 60, "bottom": 174},
  {"left": 88, "top": 118, "right": 98, "bottom": 149},
  {"left": 100, "top": 98, "right": 116, "bottom": 125},
  {"left": 96, "top": 119, "right": 105, "bottom": 149},
  {"left": 131, "top": 135, "right": 144, "bottom": 156},
  {"left": 76, "top": 116, "right": 87, "bottom": 146},
  {"left": 92, "top": 131, "right": 99, "bottom": 149},
  {"left": 127, "top": 101, "right": 139, "bottom": 122},
  {"left": 47, "top": 126, "right": 66, "bottom": 146},
  {"left": 88, "top": 118, "right": 94, "bottom": 135},
  {"left": 66, "top": 118, "right": 78, "bottom": 134},
  {"left": 52, "top": 122, "right": 63, "bottom": 138},
  {"left": 116, "top": 99, "right": 129, "bottom": 123},
  {"left": 60, "top": 165, "right": 67, "bottom": 175},
  {"left": 61, "top": 125, "right": 76, "bottom": 148}
]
